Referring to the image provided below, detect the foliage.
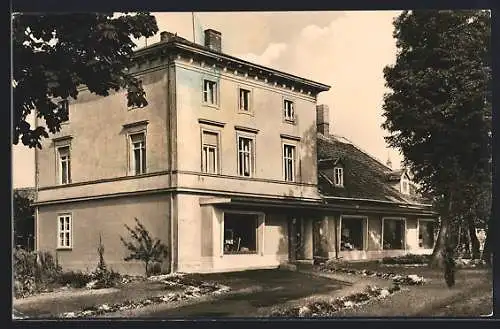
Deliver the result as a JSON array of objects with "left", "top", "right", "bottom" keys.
[
  {"left": 12, "top": 12, "right": 158, "bottom": 148},
  {"left": 381, "top": 254, "right": 431, "bottom": 265},
  {"left": 56, "top": 270, "right": 93, "bottom": 288},
  {"left": 13, "top": 189, "right": 35, "bottom": 250},
  {"left": 120, "top": 218, "right": 169, "bottom": 277},
  {"left": 89, "top": 234, "right": 121, "bottom": 289},
  {"left": 381, "top": 10, "right": 491, "bottom": 265},
  {"left": 13, "top": 248, "right": 62, "bottom": 297}
]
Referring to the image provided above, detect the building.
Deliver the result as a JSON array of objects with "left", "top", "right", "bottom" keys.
[{"left": 34, "top": 29, "right": 437, "bottom": 274}]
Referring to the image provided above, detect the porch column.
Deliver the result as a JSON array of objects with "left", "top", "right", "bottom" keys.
[
  {"left": 326, "top": 215, "right": 337, "bottom": 259},
  {"left": 303, "top": 219, "right": 313, "bottom": 259}
]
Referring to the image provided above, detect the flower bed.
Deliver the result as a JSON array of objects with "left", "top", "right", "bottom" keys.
[
  {"left": 381, "top": 254, "right": 431, "bottom": 265},
  {"left": 60, "top": 274, "right": 231, "bottom": 318},
  {"left": 455, "top": 258, "right": 488, "bottom": 268},
  {"left": 270, "top": 284, "right": 402, "bottom": 317},
  {"left": 318, "top": 264, "right": 426, "bottom": 285}
]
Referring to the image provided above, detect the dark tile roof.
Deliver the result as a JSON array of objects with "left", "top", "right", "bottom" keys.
[{"left": 317, "top": 134, "right": 429, "bottom": 205}]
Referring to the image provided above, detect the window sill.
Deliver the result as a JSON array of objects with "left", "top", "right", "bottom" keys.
[
  {"left": 284, "top": 119, "right": 296, "bottom": 125},
  {"left": 238, "top": 110, "right": 254, "bottom": 116},
  {"left": 223, "top": 251, "right": 258, "bottom": 255},
  {"left": 202, "top": 103, "right": 220, "bottom": 110},
  {"left": 56, "top": 247, "right": 73, "bottom": 251}
]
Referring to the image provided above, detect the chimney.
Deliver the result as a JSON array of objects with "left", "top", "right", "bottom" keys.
[
  {"left": 204, "top": 29, "right": 222, "bottom": 52},
  {"left": 316, "top": 104, "right": 330, "bottom": 135}
]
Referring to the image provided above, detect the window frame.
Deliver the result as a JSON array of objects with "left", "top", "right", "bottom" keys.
[
  {"left": 236, "top": 132, "right": 256, "bottom": 178},
  {"left": 57, "top": 99, "right": 70, "bottom": 123},
  {"left": 128, "top": 131, "right": 147, "bottom": 176},
  {"left": 202, "top": 78, "right": 219, "bottom": 108},
  {"left": 56, "top": 213, "right": 73, "bottom": 250},
  {"left": 417, "top": 218, "right": 436, "bottom": 249},
  {"left": 200, "top": 128, "right": 221, "bottom": 174},
  {"left": 381, "top": 217, "right": 407, "bottom": 251},
  {"left": 282, "top": 143, "right": 297, "bottom": 182},
  {"left": 283, "top": 98, "right": 296, "bottom": 123},
  {"left": 401, "top": 176, "right": 410, "bottom": 195},
  {"left": 339, "top": 215, "right": 369, "bottom": 251},
  {"left": 221, "top": 210, "right": 265, "bottom": 256},
  {"left": 237, "top": 86, "right": 253, "bottom": 114},
  {"left": 333, "top": 166, "right": 344, "bottom": 187},
  {"left": 56, "top": 144, "right": 72, "bottom": 185}
]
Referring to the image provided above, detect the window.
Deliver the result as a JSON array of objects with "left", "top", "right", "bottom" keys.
[
  {"left": 419, "top": 220, "right": 435, "bottom": 249},
  {"left": 283, "top": 144, "right": 296, "bottom": 182},
  {"left": 57, "top": 214, "right": 72, "bottom": 249},
  {"left": 237, "top": 136, "right": 254, "bottom": 177},
  {"left": 334, "top": 167, "right": 343, "bottom": 187},
  {"left": 284, "top": 99, "right": 295, "bottom": 122},
  {"left": 340, "top": 217, "right": 365, "bottom": 251},
  {"left": 202, "top": 131, "right": 219, "bottom": 174},
  {"left": 223, "top": 213, "right": 258, "bottom": 254},
  {"left": 239, "top": 88, "right": 251, "bottom": 112},
  {"left": 401, "top": 177, "right": 410, "bottom": 195},
  {"left": 383, "top": 218, "right": 405, "bottom": 250},
  {"left": 56, "top": 100, "right": 69, "bottom": 122},
  {"left": 203, "top": 79, "right": 218, "bottom": 105},
  {"left": 130, "top": 133, "right": 146, "bottom": 175},
  {"left": 58, "top": 146, "right": 71, "bottom": 184}
]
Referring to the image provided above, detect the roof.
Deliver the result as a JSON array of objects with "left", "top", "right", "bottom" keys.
[
  {"left": 132, "top": 33, "right": 331, "bottom": 95},
  {"left": 317, "top": 134, "right": 430, "bottom": 205}
]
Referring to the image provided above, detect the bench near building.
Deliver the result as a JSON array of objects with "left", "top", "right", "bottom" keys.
[{"left": 34, "top": 29, "right": 438, "bottom": 274}]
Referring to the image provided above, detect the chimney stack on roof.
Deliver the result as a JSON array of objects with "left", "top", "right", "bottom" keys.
[
  {"left": 204, "top": 29, "right": 222, "bottom": 52},
  {"left": 316, "top": 104, "right": 330, "bottom": 135}
]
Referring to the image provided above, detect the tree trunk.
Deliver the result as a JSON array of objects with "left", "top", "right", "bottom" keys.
[
  {"left": 482, "top": 231, "right": 490, "bottom": 264},
  {"left": 145, "top": 261, "right": 150, "bottom": 277},
  {"left": 430, "top": 193, "right": 453, "bottom": 268},
  {"left": 467, "top": 215, "right": 480, "bottom": 259}
]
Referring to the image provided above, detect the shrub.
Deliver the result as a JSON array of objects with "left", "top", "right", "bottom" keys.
[
  {"left": 57, "top": 271, "right": 93, "bottom": 288},
  {"left": 120, "top": 218, "right": 169, "bottom": 277},
  {"left": 381, "top": 254, "right": 431, "bottom": 265},
  {"left": 89, "top": 234, "right": 121, "bottom": 289},
  {"left": 13, "top": 248, "right": 62, "bottom": 297}
]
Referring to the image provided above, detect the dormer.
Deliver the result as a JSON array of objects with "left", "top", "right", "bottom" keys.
[
  {"left": 386, "top": 168, "right": 413, "bottom": 195},
  {"left": 318, "top": 157, "right": 345, "bottom": 188}
]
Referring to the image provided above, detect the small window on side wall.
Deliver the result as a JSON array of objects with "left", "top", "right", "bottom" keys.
[
  {"left": 57, "top": 145, "right": 72, "bottom": 185},
  {"left": 203, "top": 79, "right": 218, "bottom": 106},
  {"left": 201, "top": 130, "right": 219, "bottom": 174},
  {"left": 57, "top": 214, "right": 72, "bottom": 249},
  {"left": 283, "top": 99, "right": 295, "bottom": 122},
  {"left": 130, "top": 132, "right": 146, "bottom": 175},
  {"left": 334, "top": 167, "right": 343, "bottom": 187},
  {"left": 239, "top": 88, "right": 251, "bottom": 112},
  {"left": 56, "top": 100, "right": 69, "bottom": 122}
]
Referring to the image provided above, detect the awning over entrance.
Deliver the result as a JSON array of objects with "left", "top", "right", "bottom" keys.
[{"left": 199, "top": 196, "right": 437, "bottom": 217}]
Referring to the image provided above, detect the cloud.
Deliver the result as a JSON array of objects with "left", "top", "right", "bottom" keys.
[{"left": 237, "top": 43, "right": 288, "bottom": 67}]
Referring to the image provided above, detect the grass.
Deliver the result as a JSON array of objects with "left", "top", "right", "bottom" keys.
[
  {"left": 324, "top": 261, "right": 493, "bottom": 317},
  {"left": 145, "top": 269, "right": 347, "bottom": 317}
]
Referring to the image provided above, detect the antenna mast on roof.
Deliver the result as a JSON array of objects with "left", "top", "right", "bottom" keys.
[{"left": 192, "top": 12, "right": 196, "bottom": 44}]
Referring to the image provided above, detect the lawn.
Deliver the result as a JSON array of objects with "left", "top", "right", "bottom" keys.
[
  {"left": 323, "top": 261, "right": 493, "bottom": 317},
  {"left": 137, "top": 269, "right": 347, "bottom": 317}
]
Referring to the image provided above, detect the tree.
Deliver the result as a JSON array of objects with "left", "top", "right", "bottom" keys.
[
  {"left": 120, "top": 218, "right": 169, "bottom": 277},
  {"left": 382, "top": 10, "right": 491, "bottom": 266},
  {"left": 13, "top": 189, "right": 35, "bottom": 250},
  {"left": 12, "top": 12, "right": 158, "bottom": 148}
]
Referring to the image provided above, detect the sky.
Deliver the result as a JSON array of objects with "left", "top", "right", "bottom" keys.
[{"left": 12, "top": 11, "right": 403, "bottom": 188}]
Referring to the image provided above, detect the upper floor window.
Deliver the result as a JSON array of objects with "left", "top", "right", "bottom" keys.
[
  {"left": 56, "top": 100, "right": 69, "bottom": 122},
  {"left": 130, "top": 132, "right": 146, "bottom": 175},
  {"left": 334, "top": 167, "right": 343, "bottom": 187},
  {"left": 203, "top": 79, "right": 218, "bottom": 105},
  {"left": 401, "top": 177, "right": 410, "bottom": 195},
  {"left": 57, "top": 214, "right": 72, "bottom": 249},
  {"left": 237, "top": 136, "right": 254, "bottom": 177},
  {"left": 283, "top": 144, "right": 296, "bottom": 182},
  {"left": 57, "top": 146, "right": 72, "bottom": 185},
  {"left": 239, "top": 88, "right": 251, "bottom": 112},
  {"left": 202, "top": 130, "right": 219, "bottom": 174},
  {"left": 284, "top": 99, "right": 295, "bottom": 122}
]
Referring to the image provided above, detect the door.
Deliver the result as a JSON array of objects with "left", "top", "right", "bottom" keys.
[{"left": 288, "top": 217, "right": 304, "bottom": 261}]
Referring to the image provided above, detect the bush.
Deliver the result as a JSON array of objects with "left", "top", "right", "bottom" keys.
[
  {"left": 381, "top": 254, "right": 431, "bottom": 265},
  {"left": 56, "top": 271, "right": 93, "bottom": 288},
  {"left": 13, "top": 248, "right": 62, "bottom": 297}
]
